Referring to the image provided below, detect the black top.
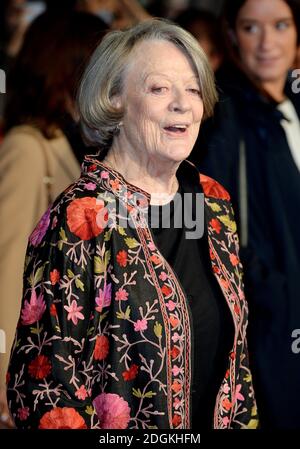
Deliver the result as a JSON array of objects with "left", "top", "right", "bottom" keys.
[{"left": 148, "top": 166, "right": 234, "bottom": 429}]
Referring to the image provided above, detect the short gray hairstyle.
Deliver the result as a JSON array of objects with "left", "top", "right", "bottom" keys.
[{"left": 77, "top": 18, "right": 218, "bottom": 149}]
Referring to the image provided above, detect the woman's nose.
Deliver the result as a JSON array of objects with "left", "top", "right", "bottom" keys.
[
  {"left": 259, "top": 26, "right": 276, "bottom": 51},
  {"left": 168, "top": 89, "right": 191, "bottom": 113}
]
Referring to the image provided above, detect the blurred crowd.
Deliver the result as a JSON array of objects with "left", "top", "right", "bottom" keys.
[{"left": 1, "top": 0, "right": 300, "bottom": 430}]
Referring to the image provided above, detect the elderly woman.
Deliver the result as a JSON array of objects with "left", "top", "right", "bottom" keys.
[{"left": 6, "top": 19, "right": 257, "bottom": 430}]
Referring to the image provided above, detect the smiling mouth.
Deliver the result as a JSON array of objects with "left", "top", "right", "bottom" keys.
[{"left": 163, "top": 125, "right": 189, "bottom": 136}]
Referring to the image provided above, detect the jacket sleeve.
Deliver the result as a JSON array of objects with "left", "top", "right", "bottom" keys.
[
  {"left": 6, "top": 205, "right": 101, "bottom": 429},
  {"left": 0, "top": 131, "right": 48, "bottom": 394}
]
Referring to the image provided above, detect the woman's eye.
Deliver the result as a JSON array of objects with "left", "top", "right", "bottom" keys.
[
  {"left": 151, "top": 87, "right": 167, "bottom": 93},
  {"left": 242, "top": 23, "right": 259, "bottom": 34},
  {"left": 276, "top": 21, "right": 289, "bottom": 30},
  {"left": 188, "top": 88, "right": 201, "bottom": 96}
]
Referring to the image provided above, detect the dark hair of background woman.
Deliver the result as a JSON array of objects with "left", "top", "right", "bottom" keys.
[{"left": 4, "top": 11, "right": 107, "bottom": 139}]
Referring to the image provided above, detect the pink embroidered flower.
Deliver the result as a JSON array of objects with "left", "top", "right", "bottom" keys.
[
  {"left": 171, "top": 365, "right": 183, "bottom": 376},
  {"left": 84, "top": 182, "right": 97, "bottom": 191},
  {"left": 134, "top": 319, "right": 148, "bottom": 332},
  {"left": 173, "top": 398, "right": 183, "bottom": 410},
  {"left": 171, "top": 332, "right": 182, "bottom": 343},
  {"left": 75, "top": 385, "right": 89, "bottom": 400},
  {"left": 115, "top": 288, "right": 128, "bottom": 301},
  {"left": 51, "top": 216, "right": 58, "bottom": 230},
  {"left": 223, "top": 382, "right": 230, "bottom": 394},
  {"left": 95, "top": 284, "right": 112, "bottom": 312},
  {"left": 93, "top": 393, "right": 131, "bottom": 429},
  {"left": 18, "top": 407, "right": 30, "bottom": 421},
  {"left": 222, "top": 416, "right": 230, "bottom": 426},
  {"left": 166, "top": 300, "right": 176, "bottom": 312},
  {"left": 234, "top": 384, "right": 245, "bottom": 402},
  {"left": 147, "top": 242, "right": 156, "bottom": 251},
  {"left": 159, "top": 271, "right": 168, "bottom": 281},
  {"left": 29, "top": 208, "right": 51, "bottom": 246},
  {"left": 64, "top": 300, "right": 84, "bottom": 325},
  {"left": 21, "top": 289, "right": 46, "bottom": 325},
  {"left": 101, "top": 171, "right": 109, "bottom": 179}
]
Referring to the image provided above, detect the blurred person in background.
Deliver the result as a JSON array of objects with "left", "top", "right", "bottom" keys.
[
  {"left": 0, "top": 10, "right": 107, "bottom": 428},
  {"left": 174, "top": 8, "right": 224, "bottom": 72},
  {"left": 76, "top": 0, "right": 151, "bottom": 28},
  {"left": 195, "top": 0, "right": 300, "bottom": 429}
]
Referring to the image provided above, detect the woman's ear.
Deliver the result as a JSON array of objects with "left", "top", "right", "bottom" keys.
[{"left": 111, "top": 95, "right": 123, "bottom": 110}]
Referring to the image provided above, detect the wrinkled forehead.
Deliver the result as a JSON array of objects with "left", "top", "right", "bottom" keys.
[{"left": 122, "top": 38, "right": 199, "bottom": 87}]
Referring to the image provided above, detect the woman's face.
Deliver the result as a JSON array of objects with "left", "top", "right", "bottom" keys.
[
  {"left": 235, "top": 0, "right": 297, "bottom": 84},
  {"left": 115, "top": 39, "right": 204, "bottom": 166}
]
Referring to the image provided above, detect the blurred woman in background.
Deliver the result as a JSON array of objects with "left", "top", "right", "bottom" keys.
[
  {"left": 0, "top": 10, "right": 107, "bottom": 426},
  {"left": 196, "top": 0, "right": 300, "bottom": 429}
]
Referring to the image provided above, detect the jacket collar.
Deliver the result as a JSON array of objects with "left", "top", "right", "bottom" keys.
[{"left": 82, "top": 154, "right": 203, "bottom": 209}]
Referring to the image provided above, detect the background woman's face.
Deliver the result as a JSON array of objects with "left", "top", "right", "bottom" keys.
[{"left": 235, "top": 0, "right": 297, "bottom": 84}]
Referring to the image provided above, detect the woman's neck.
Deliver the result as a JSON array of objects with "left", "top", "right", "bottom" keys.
[{"left": 102, "top": 144, "right": 180, "bottom": 205}]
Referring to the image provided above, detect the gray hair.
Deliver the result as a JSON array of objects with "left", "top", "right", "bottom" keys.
[{"left": 77, "top": 18, "right": 218, "bottom": 149}]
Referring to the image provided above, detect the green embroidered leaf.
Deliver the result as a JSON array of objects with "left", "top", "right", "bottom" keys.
[
  {"left": 28, "top": 265, "right": 45, "bottom": 287},
  {"left": 100, "top": 311, "right": 109, "bottom": 323},
  {"left": 59, "top": 228, "right": 67, "bottom": 241},
  {"left": 118, "top": 226, "right": 127, "bottom": 236},
  {"left": 144, "top": 391, "right": 156, "bottom": 398},
  {"left": 75, "top": 277, "right": 84, "bottom": 291},
  {"left": 247, "top": 419, "right": 259, "bottom": 429},
  {"left": 67, "top": 269, "right": 74, "bottom": 279},
  {"left": 105, "top": 250, "right": 111, "bottom": 267},
  {"left": 244, "top": 373, "right": 252, "bottom": 383},
  {"left": 24, "top": 255, "right": 31, "bottom": 272},
  {"left": 125, "top": 237, "right": 139, "bottom": 249},
  {"left": 154, "top": 321, "right": 162, "bottom": 338},
  {"left": 104, "top": 230, "right": 112, "bottom": 241},
  {"left": 116, "top": 311, "right": 125, "bottom": 319},
  {"left": 218, "top": 215, "right": 237, "bottom": 233},
  {"left": 209, "top": 202, "right": 222, "bottom": 212},
  {"left": 57, "top": 240, "right": 63, "bottom": 251},
  {"left": 30, "top": 325, "right": 43, "bottom": 335},
  {"left": 124, "top": 306, "right": 131, "bottom": 319},
  {"left": 132, "top": 388, "right": 143, "bottom": 398},
  {"left": 87, "top": 326, "right": 95, "bottom": 336},
  {"left": 85, "top": 406, "right": 94, "bottom": 416},
  {"left": 94, "top": 256, "right": 105, "bottom": 274},
  {"left": 55, "top": 326, "right": 61, "bottom": 333}
]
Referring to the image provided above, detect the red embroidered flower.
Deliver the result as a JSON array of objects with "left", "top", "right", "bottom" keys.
[
  {"left": 229, "top": 253, "right": 240, "bottom": 266},
  {"left": 28, "top": 355, "right": 51, "bottom": 379},
  {"left": 116, "top": 250, "right": 128, "bottom": 267},
  {"left": 39, "top": 407, "right": 87, "bottom": 429},
  {"left": 161, "top": 285, "right": 172, "bottom": 297},
  {"left": 212, "top": 265, "right": 221, "bottom": 274},
  {"left": 75, "top": 385, "right": 89, "bottom": 401},
  {"left": 87, "top": 163, "right": 97, "bottom": 172},
  {"left": 172, "top": 414, "right": 182, "bottom": 427},
  {"left": 234, "top": 304, "right": 241, "bottom": 316},
  {"left": 209, "top": 248, "right": 216, "bottom": 260},
  {"left": 150, "top": 254, "right": 161, "bottom": 265},
  {"left": 200, "top": 174, "right": 230, "bottom": 200},
  {"left": 50, "top": 303, "right": 57, "bottom": 317},
  {"left": 209, "top": 218, "right": 222, "bottom": 234},
  {"left": 170, "top": 346, "right": 180, "bottom": 359},
  {"left": 122, "top": 364, "right": 139, "bottom": 381},
  {"left": 50, "top": 269, "right": 60, "bottom": 285},
  {"left": 94, "top": 335, "right": 109, "bottom": 360},
  {"left": 67, "top": 197, "right": 108, "bottom": 240},
  {"left": 222, "top": 398, "right": 232, "bottom": 411},
  {"left": 169, "top": 315, "right": 179, "bottom": 329},
  {"left": 171, "top": 380, "right": 182, "bottom": 393}
]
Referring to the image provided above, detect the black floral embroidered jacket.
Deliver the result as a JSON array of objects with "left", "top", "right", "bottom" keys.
[{"left": 7, "top": 157, "right": 257, "bottom": 429}]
